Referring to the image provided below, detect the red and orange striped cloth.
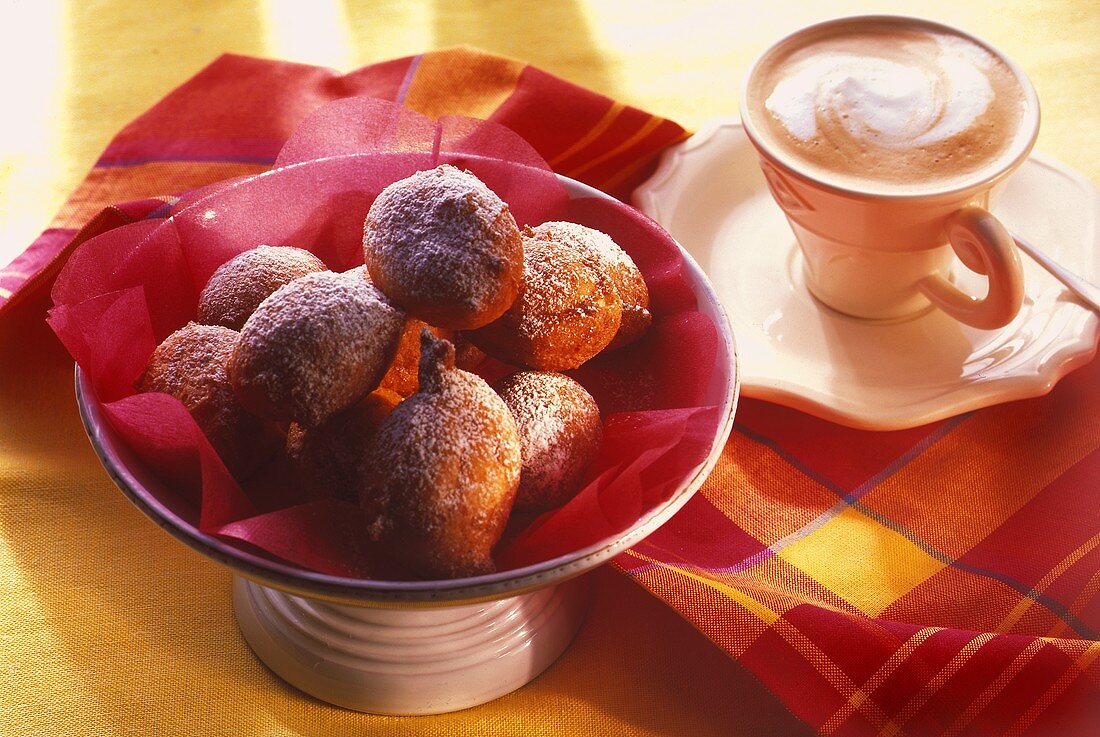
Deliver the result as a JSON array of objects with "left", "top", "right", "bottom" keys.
[{"left": 3, "top": 48, "right": 1097, "bottom": 736}]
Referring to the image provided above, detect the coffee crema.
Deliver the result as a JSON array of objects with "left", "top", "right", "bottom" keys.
[{"left": 744, "top": 22, "right": 1029, "bottom": 193}]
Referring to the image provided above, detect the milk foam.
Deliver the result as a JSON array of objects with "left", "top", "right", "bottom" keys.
[
  {"left": 765, "top": 36, "right": 996, "bottom": 149},
  {"left": 747, "top": 23, "right": 1029, "bottom": 191}
]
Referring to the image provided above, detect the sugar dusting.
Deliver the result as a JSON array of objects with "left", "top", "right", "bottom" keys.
[
  {"left": 229, "top": 269, "right": 405, "bottom": 427},
  {"left": 140, "top": 322, "right": 282, "bottom": 476},
  {"left": 529, "top": 221, "right": 631, "bottom": 271},
  {"left": 527, "top": 221, "right": 650, "bottom": 348},
  {"left": 198, "top": 245, "right": 326, "bottom": 330},
  {"left": 141, "top": 322, "right": 239, "bottom": 404},
  {"left": 513, "top": 237, "right": 614, "bottom": 341},
  {"left": 363, "top": 164, "right": 523, "bottom": 325},
  {"left": 361, "top": 332, "right": 521, "bottom": 577},
  {"left": 496, "top": 371, "right": 602, "bottom": 511}
]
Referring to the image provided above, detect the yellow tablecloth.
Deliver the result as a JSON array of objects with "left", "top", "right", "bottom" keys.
[{"left": 1, "top": 2, "right": 1097, "bottom": 734}]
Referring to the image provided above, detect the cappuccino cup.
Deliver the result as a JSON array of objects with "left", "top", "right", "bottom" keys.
[{"left": 740, "top": 15, "right": 1039, "bottom": 328}]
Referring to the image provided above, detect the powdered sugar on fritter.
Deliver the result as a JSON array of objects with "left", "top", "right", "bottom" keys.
[
  {"left": 363, "top": 165, "right": 523, "bottom": 327},
  {"left": 360, "top": 333, "right": 521, "bottom": 578},
  {"left": 229, "top": 269, "right": 405, "bottom": 427},
  {"left": 198, "top": 245, "right": 326, "bottom": 330},
  {"left": 495, "top": 371, "right": 602, "bottom": 511}
]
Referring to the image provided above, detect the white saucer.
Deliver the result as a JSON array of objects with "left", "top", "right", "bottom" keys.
[{"left": 635, "top": 119, "right": 1099, "bottom": 430}]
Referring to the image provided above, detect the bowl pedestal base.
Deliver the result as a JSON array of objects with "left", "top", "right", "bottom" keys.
[{"left": 232, "top": 575, "right": 590, "bottom": 714}]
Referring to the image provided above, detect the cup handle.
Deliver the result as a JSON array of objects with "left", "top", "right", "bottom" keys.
[{"left": 917, "top": 206, "right": 1025, "bottom": 329}]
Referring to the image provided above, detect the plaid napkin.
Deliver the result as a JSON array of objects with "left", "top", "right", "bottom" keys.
[{"left": 4, "top": 48, "right": 1097, "bottom": 736}]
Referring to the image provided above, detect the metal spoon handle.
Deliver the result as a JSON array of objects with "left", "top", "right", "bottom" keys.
[{"left": 1013, "top": 233, "right": 1100, "bottom": 313}]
